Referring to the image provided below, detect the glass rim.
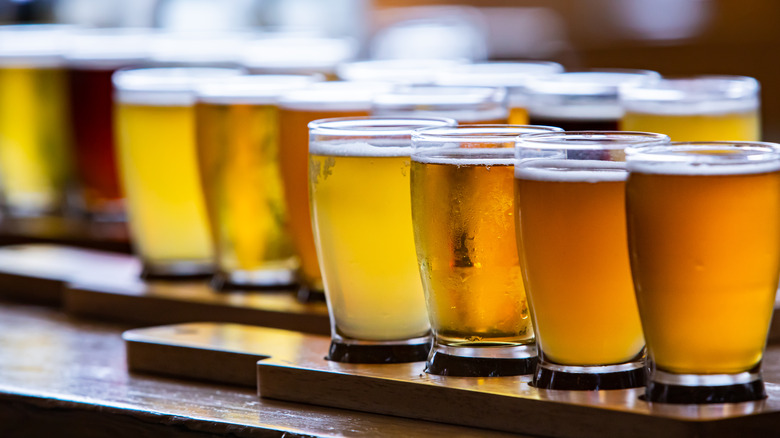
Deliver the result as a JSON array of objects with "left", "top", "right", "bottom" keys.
[
  {"left": 0, "top": 24, "right": 74, "bottom": 64},
  {"left": 412, "top": 124, "right": 563, "bottom": 143},
  {"left": 196, "top": 74, "right": 323, "bottom": 103},
  {"left": 524, "top": 69, "right": 661, "bottom": 96},
  {"left": 516, "top": 131, "right": 670, "bottom": 150},
  {"left": 278, "top": 81, "right": 395, "bottom": 108},
  {"left": 372, "top": 85, "right": 507, "bottom": 106},
  {"left": 434, "top": 61, "right": 564, "bottom": 87},
  {"left": 336, "top": 58, "right": 467, "bottom": 84},
  {"left": 309, "top": 116, "right": 457, "bottom": 137},
  {"left": 620, "top": 75, "right": 759, "bottom": 102},
  {"left": 112, "top": 67, "right": 244, "bottom": 91},
  {"left": 625, "top": 141, "right": 780, "bottom": 164}
]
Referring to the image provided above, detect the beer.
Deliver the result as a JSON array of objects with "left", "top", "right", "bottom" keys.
[
  {"left": 195, "top": 75, "right": 318, "bottom": 286},
  {"left": 0, "top": 25, "right": 73, "bottom": 215},
  {"left": 308, "top": 117, "right": 453, "bottom": 352},
  {"left": 434, "top": 61, "right": 564, "bottom": 125},
  {"left": 372, "top": 85, "right": 508, "bottom": 123},
  {"left": 526, "top": 70, "right": 659, "bottom": 132},
  {"left": 626, "top": 148, "right": 780, "bottom": 374},
  {"left": 412, "top": 156, "right": 531, "bottom": 346},
  {"left": 515, "top": 162, "right": 643, "bottom": 365},
  {"left": 66, "top": 30, "right": 151, "bottom": 218},
  {"left": 113, "top": 68, "right": 242, "bottom": 275},
  {"left": 278, "top": 83, "right": 393, "bottom": 290},
  {"left": 620, "top": 76, "right": 761, "bottom": 141}
]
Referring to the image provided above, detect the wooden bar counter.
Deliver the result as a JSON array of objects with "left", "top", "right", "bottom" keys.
[{"left": 0, "top": 301, "right": 517, "bottom": 437}]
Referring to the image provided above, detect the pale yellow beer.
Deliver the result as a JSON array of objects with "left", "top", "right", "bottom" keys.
[
  {"left": 309, "top": 117, "right": 452, "bottom": 342},
  {"left": 195, "top": 75, "right": 317, "bottom": 285},
  {"left": 620, "top": 76, "right": 761, "bottom": 141},
  {"left": 113, "top": 67, "right": 241, "bottom": 275},
  {"left": 626, "top": 145, "right": 780, "bottom": 375},
  {"left": 515, "top": 162, "right": 644, "bottom": 365},
  {"left": 0, "top": 25, "right": 73, "bottom": 215}
]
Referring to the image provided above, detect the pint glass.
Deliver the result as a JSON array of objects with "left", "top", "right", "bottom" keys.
[
  {"left": 620, "top": 76, "right": 761, "bottom": 142},
  {"left": 278, "top": 82, "right": 393, "bottom": 297},
  {"left": 411, "top": 124, "right": 561, "bottom": 376},
  {"left": 113, "top": 67, "right": 242, "bottom": 277},
  {"left": 626, "top": 142, "right": 780, "bottom": 403},
  {"left": 309, "top": 117, "right": 455, "bottom": 363},
  {"left": 0, "top": 25, "right": 73, "bottom": 216},
  {"left": 525, "top": 69, "right": 659, "bottom": 131},
  {"left": 515, "top": 131, "right": 669, "bottom": 389},
  {"left": 195, "top": 74, "right": 320, "bottom": 289},
  {"left": 433, "top": 61, "right": 563, "bottom": 125},
  {"left": 372, "top": 85, "right": 508, "bottom": 123}
]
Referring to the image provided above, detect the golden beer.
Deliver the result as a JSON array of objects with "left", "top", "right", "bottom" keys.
[
  {"left": 278, "top": 83, "right": 393, "bottom": 290},
  {"left": 113, "top": 68, "right": 242, "bottom": 275},
  {"left": 515, "top": 163, "right": 644, "bottom": 365},
  {"left": 627, "top": 150, "right": 780, "bottom": 374},
  {"left": 195, "top": 76, "right": 317, "bottom": 286},
  {"left": 412, "top": 158, "right": 532, "bottom": 345},
  {"left": 620, "top": 76, "right": 761, "bottom": 141}
]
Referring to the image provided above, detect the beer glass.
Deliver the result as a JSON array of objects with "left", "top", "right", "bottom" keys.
[
  {"left": 372, "top": 85, "right": 508, "bottom": 123},
  {"left": 0, "top": 24, "right": 74, "bottom": 216},
  {"left": 411, "top": 124, "right": 562, "bottom": 377},
  {"left": 337, "top": 59, "right": 465, "bottom": 85},
  {"left": 626, "top": 142, "right": 780, "bottom": 403},
  {"left": 241, "top": 35, "right": 357, "bottom": 78},
  {"left": 66, "top": 29, "right": 152, "bottom": 220},
  {"left": 113, "top": 67, "right": 243, "bottom": 278},
  {"left": 195, "top": 74, "right": 321, "bottom": 289},
  {"left": 525, "top": 69, "right": 660, "bottom": 131},
  {"left": 515, "top": 131, "right": 669, "bottom": 390},
  {"left": 620, "top": 76, "right": 761, "bottom": 142},
  {"left": 278, "top": 82, "right": 394, "bottom": 298},
  {"left": 433, "top": 61, "right": 563, "bottom": 125},
  {"left": 309, "top": 117, "right": 456, "bottom": 363}
]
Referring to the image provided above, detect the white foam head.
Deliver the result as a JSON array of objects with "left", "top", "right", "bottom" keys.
[
  {"left": 113, "top": 67, "right": 244, "bottom": 106},
  {"left": 241, "top": 35, "right": 357, "bottom": 73},
  {"left": 621, "top": 76, "right": 760, "bottom": 115},
  {"left": 337, "top": 59, "right": 466, "bottom": 85},
  {"left": 309, "top": 141, "right": 412, "bottom": 157},
  {"left": 626, "top": 143, "right": 780, "bottom": 175},
  {"left": 279, "top": 81, "right": 396, "bottom": 111},
  {"left": 434, "top": 61, "right": 563, "bottom": 88},
  {"left": 413, "top": 147, "right": 515, "bottom": 166},
  {"left": 196, "top": 74, "right": 322, "bottom": 105},
  {"left": 515, "top": 159, "right": 627, "bottom": 182},
  {"left": 0, "top": 24, "right": 74, "bottom": 67},
  {"left": 149, "top": 31, "right": 253, "bottom": 65},
  {"left": 65, "top": 28, "right": 154, "bottom": 69}
]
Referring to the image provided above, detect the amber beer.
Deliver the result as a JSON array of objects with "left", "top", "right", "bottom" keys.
[
  {"left": 620, "top": 76, "right": 760, "bottom": 141},
  {"left": 195, "top": 75, "right": 318, "bottom": 287},
  {"left": 626, "top": 142, "right": 780, "bottom": 403},
  {"left": 515, "top": 131, "right": 669, "bottom": 390},
  {"left": 278, "top": 82, "right": 393, "bottom": 291}
]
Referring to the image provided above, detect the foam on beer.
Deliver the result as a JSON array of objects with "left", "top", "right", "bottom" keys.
[
  {"left": 113, "top": 68, "right": 243, "bottom": 106},
  {"left": 515, "top": 160, "right": 627, "bottom": 182},
  {"left": 622, "top": 98, "right": 758, "bottom": 116},
  {"left": 413, "top": 149, "right": 514, "bottom": 166},
  {"left": 627, "top": 158, "right": 780, "bottom": 176},
  {"left": 309, "top": 141, "right": 412, "bottom": 157}
]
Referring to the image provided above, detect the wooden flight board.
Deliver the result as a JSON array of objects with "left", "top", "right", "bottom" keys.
[
  {"left": 0, "top": 216, "right": 132, "bottom": 253},
  {"left": 257, "top": 343, "right": 780, "bottom": 438},
  {"left": 0, "top": 244, "right": 330, "bottom": 335}
]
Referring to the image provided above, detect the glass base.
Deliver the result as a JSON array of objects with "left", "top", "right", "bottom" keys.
[
  {"left": 533, "top": 361, "right": 645, "bottom": 390},
  {"left": 645, "top": 369, "right": 766, "bottom": 404},
  {"left": 426, "top": 343, "right": 537, "bottom": 377},
  {"left": 211, "top": 269, "right": 297, "bottom": 291},
  {"left": 141, "top": 261, "right": 214, "bottom": 280},
  {"left": 327, "top": 336, "right": 432, "bottom": 364}
]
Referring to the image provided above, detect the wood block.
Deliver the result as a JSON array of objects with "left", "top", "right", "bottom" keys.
[
  {"left": 0, "top": 216, "right": 132, "bottom": 253},
  {"left": 124, "top": 322, "right": 328, "bottom": 387},
  {"left": 257, "top": 340, "right": 780, "bottom": 438}
]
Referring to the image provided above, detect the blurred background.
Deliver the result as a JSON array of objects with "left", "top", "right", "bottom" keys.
[{"left": 2, "top": 0, "right": 778, "bottom": 139}]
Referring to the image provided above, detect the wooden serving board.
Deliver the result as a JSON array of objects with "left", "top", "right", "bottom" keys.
[
  {"left": 0, "top": 216, "right": 132, "bottom": 253},
  {"left": 257, "top": 342, "right": 780, "bottom": 438},
  {"left": 124, "top": 322, "right": 328, "bottom": 387},
  {"left": 0, "top": 244, "right": 330, "bottom": 335}
]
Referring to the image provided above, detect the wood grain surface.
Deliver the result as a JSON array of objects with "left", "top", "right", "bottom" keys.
[{"left": 0, "top": 301, "right": 520, "bottom": 438}]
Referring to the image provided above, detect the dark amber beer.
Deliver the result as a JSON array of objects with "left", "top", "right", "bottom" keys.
[
  {"left": 626, "top": 142, "right": 780, "bottom": 403},
  {"left": 515, "top": 131, "right": 669, "bottom": 390}
]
